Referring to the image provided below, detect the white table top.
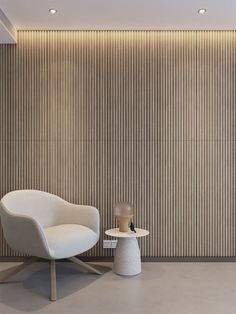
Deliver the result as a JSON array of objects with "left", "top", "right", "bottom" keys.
[{"left": 105, "top": 228, "right": 149, "bottom": 238}]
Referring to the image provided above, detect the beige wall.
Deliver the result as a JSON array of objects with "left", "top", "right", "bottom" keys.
[{"left": 0, "top": 31, "right": 236, "bottom": 257}]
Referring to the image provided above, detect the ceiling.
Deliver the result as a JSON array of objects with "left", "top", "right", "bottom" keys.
[
  {"left": 0, "top": 0, "right": 236, "bottom": 31},
  {"left": 0, "top": 7, "right": 16, "bottom": 43}
]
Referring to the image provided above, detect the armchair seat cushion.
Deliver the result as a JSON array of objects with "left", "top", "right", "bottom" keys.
[{"left": 44, "top": 224, "right": 98, "bottom": 259}]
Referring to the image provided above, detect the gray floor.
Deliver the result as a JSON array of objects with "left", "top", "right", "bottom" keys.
[{"left": 0, "top": 262, "right": 236, "bottom": 314}]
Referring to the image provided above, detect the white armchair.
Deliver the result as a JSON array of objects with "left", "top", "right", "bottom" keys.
[{"left": 0, "top": 190, "right": 101, "bottom": 301}]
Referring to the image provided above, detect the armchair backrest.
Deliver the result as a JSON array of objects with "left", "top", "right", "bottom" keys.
[{"left": 0, "top": 190, "right": 65, "bottom": 228}]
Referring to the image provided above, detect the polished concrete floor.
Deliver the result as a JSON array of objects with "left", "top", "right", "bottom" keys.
[{"left": 0, "top": 261, "right": 236, "bottom": 314}]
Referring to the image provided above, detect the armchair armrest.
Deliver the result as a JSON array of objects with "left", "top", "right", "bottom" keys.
[
  {"left": 0, "top": 203, "right": 51, "bottom": 259},
  {"left": 63, "top": 203, "right": 100, "bottom": 235}
]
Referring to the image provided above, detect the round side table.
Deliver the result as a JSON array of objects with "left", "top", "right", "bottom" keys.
[{"left": 105, "top": 228, "right": 149, "bottom": 276}]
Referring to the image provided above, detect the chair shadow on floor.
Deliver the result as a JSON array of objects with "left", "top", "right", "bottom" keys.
[{"left": 0, "top": 262, "right": 111, "bottom": 312}]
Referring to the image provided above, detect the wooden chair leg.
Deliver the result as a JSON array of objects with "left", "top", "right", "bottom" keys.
[
  {"left": 0, "top": 257, "right": 38, "bottom": 283},
  {"left": 50, "top": 260, "right": 57, "bottom": 301},
  {"left": 69, "top": 256, "right": 102, "bottom": 275}
]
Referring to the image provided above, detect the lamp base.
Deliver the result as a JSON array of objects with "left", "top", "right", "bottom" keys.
[{"left": 117, "top": 215, "right": 133, "bottom": 232}]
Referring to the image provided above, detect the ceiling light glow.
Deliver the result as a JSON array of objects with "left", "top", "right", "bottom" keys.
[
  {"left": 198, "top": 8, "right": 206, "bottom": 14},
  {"left": 49, "top": 8, "right": 57, "bottom": 14}
]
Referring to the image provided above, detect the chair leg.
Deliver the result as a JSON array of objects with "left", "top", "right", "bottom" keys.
[
  {"left": 0, "top": 257, "right": 37, "bottom": 283},
  {"left": 50, "top": 260, "right": 57, "bottom": 301},
  {"left": 69, "top": 256, "right": 102, "bottom": 275}
]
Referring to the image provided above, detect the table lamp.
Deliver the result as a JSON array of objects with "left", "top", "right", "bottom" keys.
[{"left": 114, "top": 202, "right": 133, "bottom": 232}]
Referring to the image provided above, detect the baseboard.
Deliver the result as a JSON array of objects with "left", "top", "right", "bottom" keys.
[
  {"left": 1, "top": 256, "right": 236, "bottom": 263},
  {"left": 141, "top": 256, "right": 236, "bottom": 262}
]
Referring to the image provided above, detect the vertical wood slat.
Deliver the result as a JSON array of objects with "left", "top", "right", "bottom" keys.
[{"left": 0, "top": 31, "right": 235, "bottom": 257}]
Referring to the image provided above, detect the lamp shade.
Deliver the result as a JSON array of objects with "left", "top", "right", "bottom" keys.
[{"left": 114, "top": 202, "right": 133, "bottom": 217}]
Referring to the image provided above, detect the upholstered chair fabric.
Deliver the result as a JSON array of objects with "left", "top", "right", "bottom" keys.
[{"left": 0, "top": 190, "right": 100, "bottom": 259}]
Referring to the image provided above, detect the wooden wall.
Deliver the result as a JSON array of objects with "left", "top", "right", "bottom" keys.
[{"left": 0, "top": 31, "right": 236, "bottom": 257}]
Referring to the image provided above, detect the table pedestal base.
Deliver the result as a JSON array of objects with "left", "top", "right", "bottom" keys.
[{"left": 113, "top": 237, "right": 141, "bottom": 276}]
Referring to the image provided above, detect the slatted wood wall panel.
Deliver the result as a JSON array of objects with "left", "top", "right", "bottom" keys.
[{"left": 0, "top": 31, "right": 235, "bottom": 257}]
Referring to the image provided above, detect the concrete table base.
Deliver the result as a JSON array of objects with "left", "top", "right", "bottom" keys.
[
  {"left": 105, "top": 228, "right": 149, "bottom": 276},
  {"left": 113, "top": 237, "right": 141, "bottom": 276}
]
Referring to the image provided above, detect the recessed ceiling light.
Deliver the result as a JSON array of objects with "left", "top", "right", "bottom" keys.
[
  {"left": 198, "top": 8, "right": 207, "bottom": 14},
  {"left": 49, "top": 8, "right": 57, "bottom": 14}
]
